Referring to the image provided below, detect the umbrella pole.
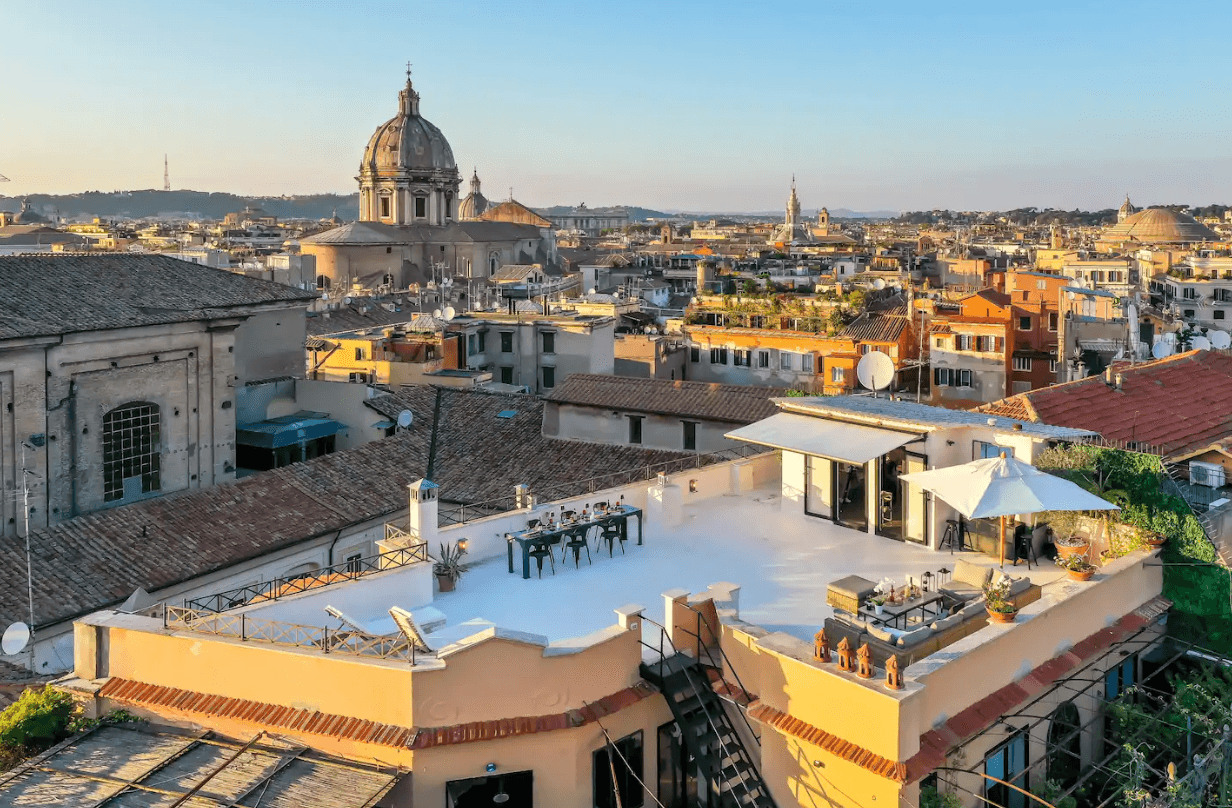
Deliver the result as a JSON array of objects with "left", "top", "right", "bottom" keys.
[{"left": 999, "top": 515, "right": 1006, "bottom": 568}]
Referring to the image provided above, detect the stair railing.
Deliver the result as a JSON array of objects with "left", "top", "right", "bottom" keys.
[
  {"left": 639, "top": 615, "right": 769, "bottom": 808},
  {"left": 678, "top": 601, "right": 762, "bottom": 749}
]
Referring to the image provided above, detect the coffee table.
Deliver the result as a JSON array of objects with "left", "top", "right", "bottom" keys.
[{"left": 860, "top": 591, "right": 945, "bottom": 630}]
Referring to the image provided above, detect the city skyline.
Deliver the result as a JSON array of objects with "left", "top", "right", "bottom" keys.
[{"left": 3, "top": 0, "right": 1230, "bottom": 212}]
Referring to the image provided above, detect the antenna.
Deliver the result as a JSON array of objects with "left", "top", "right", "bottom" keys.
[
  {"left": 1, "top": 623, "right": 29, "bottom": 656},
  {"left": 396, "top": 409, "right": 413, "bottom": 430},
  {"left": 856, "top": 351, "right": 895, "bottom": 396},
  {"left": 163, "top": 154, "right": 170, "bottom": 192}
]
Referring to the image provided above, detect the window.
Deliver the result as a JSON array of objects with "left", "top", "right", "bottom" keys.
[
  {"left": 1050, "top": 359, "right": 1060, "bottom": 373},
  {"left": 541, "top": 331, "right": 555, "bottom": 354},
  {"left": 1217, "top": 288, "right": 1232, "bottom": 303},
  {"left": 984, "top": 730, "right": 1028, "bottom": 808},
  {"left": 102, "top": 402, "right": 161, "bottom": 503},
  {"left": 1183, "top": 287, "right": 1197, "bottom": 300},
  {"left": 1105, "top": 654, "right": 1137, "bottom": 700},
  {"left": 1013, "top": 357, "right": 1032, "bottom": 372},
  {"left": 347, "top": 371, "right": 370, "bottom": 383},
  {"left": 1037, "top": 279, "right": 1047, "bottom": 290},
  {"left": 594, "top": 731, "right": 644, "bottom": 808},
  {"left": 1184, "top": 309, "right": 1196, "bottom": 318},
  {"left": 467, "top": 333, "right": 478, "bottom": 356},
  {"left": 976, "top": 335, "right": 1000, "bottom": 353},
  {"left": 689, "top": 346, "right": 700, "bottom": 363},
  {"left": 956, "top": 334, "right": 973, "bottom": 351},
  {"left": 733, "top": 349, "right": 751, "bottom": 367},
  {"left": 1047, "top": 702, "right": 1082, "bottom": 788},
  {"left": 500, "top": 332, "right": 514, "bottom": 353},
  {"left": 500, "top": 366, "right": 513, "bottom": 385},
  {"left": 1048, "top": 312, "right": 1058, "bottom": 331},
  {"left": 315, "top": 274, "right": 330, "bottom": 290},
  {"left": 709, "top": 347, "right": 728, "bottom": 365},
  {"left": 934, "top": 368, "right": 973, "bottom": 387},
  {"left": 1018, "top": 316, "right": 1031, "bottom": 331},
  {"left": 779, "top": 352, "right": 792, "bottom": 371},
  {"left": 801, "top": 353, "right": 814, "bottom": 373},
  {"left": 379, "top": 195, "right": 390, "bottom": 218},
  {"left": 976, "top": 441, "right": 1013, "bottom": 460},
  {"left": 682, "top": 421, "right": 697, "bottom": 451},
  {"left": 628, "top": 416, "right": 643, "bottom": 445},
  {"left": 757, "top": 350, "right": 771, "bottom": 368},
  {"left": 414, "top": 197, "right": 426, "bottom": 218},
  {"left": 541, "top": 366, "right": 555, "bottom": 388},
  {"left": 1218, "top": 310, "right": 1227, "bottom": 320},
  {"left": 345, "top": 553, "right": 363, "bottom": 574},
  {"left": 934, "top": 336, "right": 946, "bottom": 349},
  {"left": 831, "top": 366, "right": 844, "bottom": 384},
  {"left": 489, "top": 252, "right": 499, "bottom": 276},
  {"left": 860, "top": 344, "right": 872, "bottom": 355},
  {"left": 354, "top": 346, "right": 365, "bottom": 361}
]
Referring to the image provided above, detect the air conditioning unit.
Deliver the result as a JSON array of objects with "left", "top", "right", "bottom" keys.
[{"left": 1190, "top": 460, "right": 1226, "bottom": 488}]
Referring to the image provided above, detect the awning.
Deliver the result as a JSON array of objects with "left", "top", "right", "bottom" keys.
[
  {"left": 236, "top": 416, "right": 347, "bottom": 449},
  {"left": 725, "top": 412, "right": 920, "bottom": 465}
]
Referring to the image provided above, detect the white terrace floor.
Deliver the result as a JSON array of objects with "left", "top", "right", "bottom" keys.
[{"left": 406, "top": 486, "right": 1065, "bottom": 645}]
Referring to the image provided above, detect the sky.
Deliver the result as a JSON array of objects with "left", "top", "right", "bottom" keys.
[{"left": 2, "top": 0, "right": 1230, "bottom": 212}]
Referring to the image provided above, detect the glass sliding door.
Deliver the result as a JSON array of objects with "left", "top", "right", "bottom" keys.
[
  {"left": 805, "top": 455, "right": 833, "bottom": 519},
  {"left": 902, "top": 453, "right": 928, "bottom": 544},
  {"left": 834, "top": 462, "right": 867, "bottom": 531}
]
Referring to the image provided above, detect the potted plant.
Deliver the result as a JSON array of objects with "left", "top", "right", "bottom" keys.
[
  {"left": 1053, "top": 533, "right": 1090, "bottom": 561},
  {"left": 867, "top": 595, "right": 886, "bottom": 616},
  {"left": 434, "top": 540, "right": 468, "bottom": 592},
  {"left": 983, "top": 577, "right": 1019, "bottom": 623},
  {"left": 1144, "top": 531, "right": 1167, "bottom": 548},
  {"left": 1055, "top": 554, "right": 1096, "bottom": 582}
]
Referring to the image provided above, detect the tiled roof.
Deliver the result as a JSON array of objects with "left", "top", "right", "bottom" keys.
[
  {"left": 903, "top": 596, "right": 1169, "bottom": 783},
  {"left": 748, "top": 701, "right": 908, "bottom": 783},
  {"left": 99, "top": 676, "right": 656, "bottom": 751},
  {"left": 546, "top": 374, "right": 785, "bottom": 424},
  {"left": 0, "top": 254, "right": 316, "bottom": 340},
  {"left": 966, "top": 289, "right": 1011, "bottom": 308},
  {"left": 368, "top": 386, "right": 694, "bottom": 503},
  {"left": 976, "top": 350, "right": 1232, "bottom": 456},
  {"left": 3, "top": 386, "right": 694, "bottom": 631},
  {"left": 306, "top": 302, "right": 421, "bottom": 336},
  {"left": 839, "top": 308, "right": 911, "bottom": 343}
]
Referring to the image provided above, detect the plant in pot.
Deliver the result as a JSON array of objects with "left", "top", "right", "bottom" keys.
[
  {"left": 434, "top": 540, "right": 468, "bottom": 593},
  {"left": 983, "top": 576, "right": 1019, "bottom": 623},
  {"left": 867, "top": 595, "right": 886, "bottom": 616},
  {"left": 1055, "top": 553, "right": 1096, "bottom": 582}
]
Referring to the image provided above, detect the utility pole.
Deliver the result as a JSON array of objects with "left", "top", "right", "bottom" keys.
[{"left": 18, "top": 441, "right": 37, "bottom": 674}]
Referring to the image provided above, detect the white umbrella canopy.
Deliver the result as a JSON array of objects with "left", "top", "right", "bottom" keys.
[
  {"left": 899, "top": 454, "right": 1120, "bottom": 566},
  {"left": 899, "top": 454, "right": 1121, "bottom": 520}
]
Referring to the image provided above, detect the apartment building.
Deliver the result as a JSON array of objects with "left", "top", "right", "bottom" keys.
[{"left": 928, "top": 290, "right": 1013, "bottom": 408}]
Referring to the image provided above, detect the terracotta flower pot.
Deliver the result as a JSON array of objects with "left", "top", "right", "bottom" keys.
[
  {"left": 987, "top": 608, "right": 1018, "bottom": 624},
  {"left": 1067, "top": 568, "right": 1095, "bottom": 582},
  {"left": 1056, "top": 541, "right": 1089, "bottom": 560},
  {"left": 1145, "top": 534, "right": 1167, "bottom": 548},
  {"left": 436, "top": 574, "right": 456, "bottom": 593}
]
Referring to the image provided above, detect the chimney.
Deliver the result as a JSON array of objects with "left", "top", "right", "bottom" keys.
[
  {"left": 406, "top": 479, "right": 439, "bottom": 546},
  {"left": 1104, "top": 367, "right": 1114, "bottom": 387},
  {"left": 1114, "top": 372, "right": 1123, "bottom": 391}
]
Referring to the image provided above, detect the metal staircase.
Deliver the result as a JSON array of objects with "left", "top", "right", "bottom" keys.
[
  {"left": 1162, "top": 461, "right": 1231, "bottom": 564},
  {"left": 640, "top": 618, "right": 776, "bottom": 808}
]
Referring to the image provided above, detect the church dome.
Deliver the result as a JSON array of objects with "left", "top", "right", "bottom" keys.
[
  {"left": 1101, "top": 207, "right": 1216, "bottom": 245},
  {"left": 360, "top": 77, "right": 456, "bottom": 175},
  {"left": 457, "top": 169, "right": 488, "bottom": 220}
]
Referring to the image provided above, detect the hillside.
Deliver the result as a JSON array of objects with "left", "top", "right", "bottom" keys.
[{"left": 0, "top": 191, "right": 360, "bottom": 222}]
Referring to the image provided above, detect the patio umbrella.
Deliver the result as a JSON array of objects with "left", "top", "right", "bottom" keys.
[{"left": 899, "top": 454, "right": 1120, "bottom": 566}]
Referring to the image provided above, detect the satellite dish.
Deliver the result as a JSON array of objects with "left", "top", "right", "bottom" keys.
[
  {"left": 1191, "top": 335, "right": 1212, "bottom": 351},
  {"left": 856, "top": 351, "right": 895, "bottom": 391},
  {"left": 2, "top": 622, "right": 30, "bottom": 656},
  {"left": 1211, "top": 330, "right": 1231, "bottom": 349},
  {"left": 872, "top": 278, "right": 886, "bottom": 290},
  {"left": 587, "top": 287, "right": 596, "bottom": 295},
  {"left": 1152, "top": 341, "right": 1174, "bottom": 359},
  {"left": 396, "top": 409, "right": 413, "bottom": 429},
  {"left": 443, "top": 306, "right": 456, "bottom": 321},
  {"left": 433, "top": 309, "right": 442, "bottom": 318},
  {"left": 343, "top": 296, "right": 352, "bottom": 304}
]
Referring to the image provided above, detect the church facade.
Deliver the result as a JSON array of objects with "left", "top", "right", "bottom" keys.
[{"left": 300, "top": 74, "right": 556, "bottom": 294}]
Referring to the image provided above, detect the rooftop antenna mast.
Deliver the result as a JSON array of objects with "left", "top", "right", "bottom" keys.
[{"left": 163, "top": 154, "right": 170, "bottom": 192}]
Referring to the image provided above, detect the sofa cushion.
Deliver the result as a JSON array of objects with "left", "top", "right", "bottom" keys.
[
  {"left": 866, "top": 623, "right": 900, "bottom": 643},
  {"left": 897, "top": 625, "right": 935, "bottom": 647},
  {"left": 952, "top": 559, "right": 993, "bottom": 589},
  {"left": 960, "top": 599, "right": 988, "bottom": 619},
  {"left": 939, "top": 581, "right": 981, "bottom": 602},
  {"left": 930, "top": 613, "right": 963, "bottom": 632}
]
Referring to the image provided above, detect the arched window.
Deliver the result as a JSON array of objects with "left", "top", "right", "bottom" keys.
[
  {"left": 489, "top": 252, "right": 500, "bottom": 277},
  {"left": 316, "top": 274, "right": 331, "bottom": 290},
  {"left": 102, "top": 402, "right": 161, "bottom": 503},
  {"left": 1047, "top": 701, "right": 1082, "bottom": 787}
]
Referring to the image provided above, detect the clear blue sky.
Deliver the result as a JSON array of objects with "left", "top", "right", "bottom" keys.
[{"left": 3, "top": 0, "right": 1229, "bottom": 212}]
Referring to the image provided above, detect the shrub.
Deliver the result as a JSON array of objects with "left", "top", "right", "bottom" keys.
[{"left": 0, "top": 686, "right": 75, "bottom": 753}]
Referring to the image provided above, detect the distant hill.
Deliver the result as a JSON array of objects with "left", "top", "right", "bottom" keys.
[
  {"left": 534, "top": 204, "right": 671, "bottom": 222},
  {"left": 0, "top": 191, "right": 360, "bottom": 222}
]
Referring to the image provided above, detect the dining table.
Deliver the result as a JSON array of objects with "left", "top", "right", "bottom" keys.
[{"left": 506, "top": 505, "right": 643, "bottom": 579}]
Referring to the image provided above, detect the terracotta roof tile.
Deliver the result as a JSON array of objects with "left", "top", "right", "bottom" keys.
[
  {"left": 977, "top": 350, "right": 1232, "bottom": 456},
  {"left": 545, "top": 374, "right": 785, "bottom": 424},
  {"left": 747, "top": 701, "right": 908, "bottom": 783}
]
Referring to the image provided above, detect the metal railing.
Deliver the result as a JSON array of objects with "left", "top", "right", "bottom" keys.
[
  {"left": 436, "top": 445, "right": 771, "bottom": 527},
  {"left": 164, "top": 605, "right": 422, "bottom": 664},
  {"left": 184, "top": 543, "right": 430, "bottom": 613},
  {"left": 677, "top": 601, "right": 761, "bottom": 749}
]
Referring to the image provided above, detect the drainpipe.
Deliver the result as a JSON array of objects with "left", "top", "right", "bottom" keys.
[{"left": 326, "top": 528, "right": 345, "bottom": 567}]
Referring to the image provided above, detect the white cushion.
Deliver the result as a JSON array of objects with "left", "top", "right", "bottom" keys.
[
  {"left": 897, "top": 625, "right": 935, "bottom": 647},
  {"left": 930, "top": 613, "right": 964, "bottom": 632},
  {"left": 952, "top": 559, "right": 992, "bottom": 588},
  {"left": 866, "top": 624, "right": 900, "bottom": 643}
]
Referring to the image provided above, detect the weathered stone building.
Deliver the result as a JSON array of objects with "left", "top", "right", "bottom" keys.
[{"left": 0, "top": 254, "right": 316, "bottom": 537}]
